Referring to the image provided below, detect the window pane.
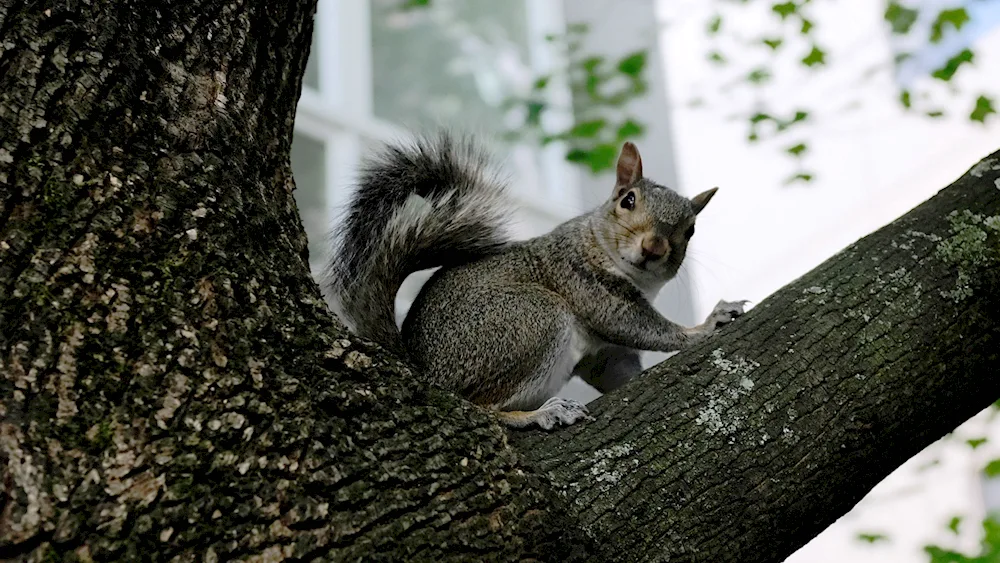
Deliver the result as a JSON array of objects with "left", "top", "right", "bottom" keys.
[
  {"left": 290, "top": 133, "right": 327, "bottom": 268},
  {"left": 370, "top": 0, "right": 531, "bottom": 135},
  {"left": 303, "top": 20, "right": 320, "bottom": 91}
]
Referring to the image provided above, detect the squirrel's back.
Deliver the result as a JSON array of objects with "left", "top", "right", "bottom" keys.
[{"left": 323, "top": 133, "right": 513, "bottom": 350}]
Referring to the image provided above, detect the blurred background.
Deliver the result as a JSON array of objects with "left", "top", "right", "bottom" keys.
[{"left": 289, "top": 0, "right": 1000, "bottom": 560}]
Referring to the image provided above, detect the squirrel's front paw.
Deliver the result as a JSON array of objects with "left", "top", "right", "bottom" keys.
[
  {"left": 707, "top": 299, "right": 749, "bottom": 329},
  {"left": 535, "top": 397, "right": 592, "bottom": 430}
]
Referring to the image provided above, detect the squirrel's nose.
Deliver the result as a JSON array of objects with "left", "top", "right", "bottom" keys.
[{"left": 641, "top": 236, "right": 669, "bottom": 260}]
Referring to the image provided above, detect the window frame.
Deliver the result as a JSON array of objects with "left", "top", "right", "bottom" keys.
[{"left": 293, "top": 0, "right": 583, "bottom": 234}]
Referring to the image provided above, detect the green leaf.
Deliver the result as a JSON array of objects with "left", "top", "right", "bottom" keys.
[
  {"left": 983, "top": 518, "right": 1000, "bottom": 555},
  {"left": 525, "top": 101, "right": 546, "bottom": 126},
  {"left": 566, "top": 149, "right": 591, "bottom": 163},
  {"left": 399, "top": 0, "right": 430, "bottom": 9},
  {"left": 857, "top": 532, "right": 889, "bottom": 544},
  {"left": 581, "top": 56, "right": 605, "bottom": 73},
  {"left": 985, "top": 459, "right": 1000, "bottom": 477},
  {"left": 617, "top": 51, "right": 647, "bottom": 77},
  {"left": 772, "top": 2, "right": 797, "bottom": 20},
  {"left": 884, "top": 2, "right": 919, "bottom": 34},
  {"left": 801, "top": 45, "right": 826, "bottom": 67},
  {"left": 924, "top": 545, "right": 973, "bottom": 563},
  {"left": 533, "top": 76, "right": 550, "bottom": 90},
  {"left": 708, "top": 51, "right": 727, "bottom": 64},
  {"left": 927, "top": 517, "right": 1000, "bottom": 561},
  {"left": 931, "top": 8, "right": 970, "bottom": 43},
  {"left": 800, "top": 18, "right": 813, "bottom": 34},
  {"left": 948, "top": 516, "right": 962, "bottom": 534},
  {"left": 774, "top": 110, "right": 809, "bottom": 132},
  {"left": 588, "top": 144, "right": 620, "bottom": 172},
  {"left": 585, "top": 74, "right": 601, "bottom": 98},
  {"left": 931, "top": 49, "right": 973, "bottom": 81},
  {"left": 786, "top": 143, "right": 807, "bottom": 157},
  {"left": 748, "top": 113, "right": 771, "bottom": 140},
  {"left": 566, "top": 144, "right": 619, "bottom": 173},
  {"left": 762, "top": 37, "right": 784, "bottom": 50},
  {"left": 894, "top": 52, "right": 912, "bottom": 65},
  {"left": 747, "top": 67, "right": 772, "bottom": 84},
  {"left": 900, "top": 89, "right": 912, "bottom": 109},
  {"left": 926, "top": 110, "right": 945, "bottom": 118},
  {"left": 616, "top": 119, "right": 645, "bottom": 141},
  {"left": 971, "top": 95, "right": 996, "bottom": 123},
  {"left": 785, "top": 172, "right": 814, "bottom": 184},
  {"left": 967, "top": 437, "right": 988, "bottom": 449},
  {"left": 569, "top": 119, "right": 607, "bottom": 138},
  {"left": 931, "top": 49, "right": 975, "bottom": 82},
  {"left": 708, "top": 14, "right": 723, "bottom": 34}
]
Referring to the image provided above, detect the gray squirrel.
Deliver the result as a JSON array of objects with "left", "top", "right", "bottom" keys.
[{"left": 325, "top": 133, "right": 747, "bottom": 430}]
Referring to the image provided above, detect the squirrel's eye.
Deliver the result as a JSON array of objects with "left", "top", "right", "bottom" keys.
[
  {"left": 620, "top": 192, "right": 636, "bottom": 210},
  {"left": 684, "top": 225, "right": 695, "bottom": 239}
]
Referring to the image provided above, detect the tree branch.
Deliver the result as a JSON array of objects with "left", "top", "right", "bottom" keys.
[{"left": 516, "top": 151, "right": 1000, "bottom": 562}]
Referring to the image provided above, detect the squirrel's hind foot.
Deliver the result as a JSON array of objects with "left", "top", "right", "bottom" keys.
[{"left": 496, "top": 397, "right": 592, "bottom": 430}]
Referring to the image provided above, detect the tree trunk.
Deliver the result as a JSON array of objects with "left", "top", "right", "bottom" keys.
[
  {"left": 1, "top": 1, "right": 998, "bottom": 562},
  {"left": 0, "top": 2, "right": 586, "bottom": 561}
]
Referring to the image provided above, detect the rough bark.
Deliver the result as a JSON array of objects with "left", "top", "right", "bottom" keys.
[
  {"left": 0, "top": 1, "right": 998, "bottom": 562},
  {"left": 0, "top": 2, "right": 586, "bottom": 561},
  {"left": 518, "top": 151, "right": 1000, "bottom": 561}
]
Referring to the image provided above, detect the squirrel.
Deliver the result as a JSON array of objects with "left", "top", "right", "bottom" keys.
[{"left": 324, "top": 133, "right": 747, "bottom": 430}]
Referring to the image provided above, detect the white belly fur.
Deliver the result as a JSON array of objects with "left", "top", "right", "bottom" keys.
[{"left": 500, "top": 321, "right": 597, "bottom": 411}]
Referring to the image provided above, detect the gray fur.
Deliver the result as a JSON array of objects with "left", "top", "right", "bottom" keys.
[
  {"left": 325, "top": 135, "right": 746, "bottom": 429},
  {"left": 572, "top": 345, "right": 643, "bottom": 393},
  {"left": 323, "top": 133, "right": 512, "bottom": 350}
]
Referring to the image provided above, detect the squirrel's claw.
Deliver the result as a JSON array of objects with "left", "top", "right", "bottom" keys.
[
  {"left": 535, "top": 397, "right": 592, "bottom": 430},
  {"left": 709, "top": 299, "right": 749, "bottom": 328}
]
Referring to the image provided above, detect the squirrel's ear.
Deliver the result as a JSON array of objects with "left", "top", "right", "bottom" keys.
[
  {"left": 691, "top": 187, "right": 719, "bottom": 215},
  {"left": 616, "top": 142, "right": 643, "bottom": 188}
]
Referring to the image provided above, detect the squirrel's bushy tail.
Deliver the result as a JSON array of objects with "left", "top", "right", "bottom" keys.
[{"left": 324, "top": 133, "right": 512, "bottom": 350}]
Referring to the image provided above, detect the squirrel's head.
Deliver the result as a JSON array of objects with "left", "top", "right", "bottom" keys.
[{"left": 597, "top": 142, "right": 717, "bottom": 285}]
